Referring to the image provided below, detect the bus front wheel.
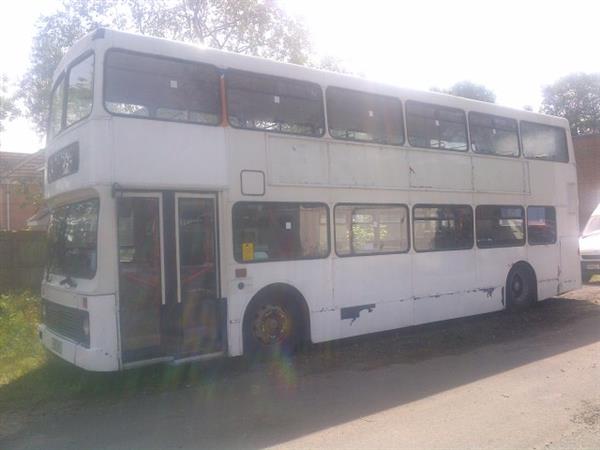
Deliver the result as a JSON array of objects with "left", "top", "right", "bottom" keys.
[
  {"left": 506, "top": 264, "right": 537, "bottom": 311},
  {"left": 243, "top": 290, "right": 304, "bottom": 356}
]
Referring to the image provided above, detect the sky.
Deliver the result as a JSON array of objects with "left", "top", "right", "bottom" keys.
[{"left": 2, "top": 0, "right": 600, "bottom": 154}]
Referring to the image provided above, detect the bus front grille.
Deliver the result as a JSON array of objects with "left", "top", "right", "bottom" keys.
[{"left": 42, "top": 299, "right": 90, "bottom": 348}]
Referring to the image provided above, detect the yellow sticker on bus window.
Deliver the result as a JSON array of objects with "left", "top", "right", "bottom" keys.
[{"left": 242, "top": 242, "right": 254, "bottom": 261}]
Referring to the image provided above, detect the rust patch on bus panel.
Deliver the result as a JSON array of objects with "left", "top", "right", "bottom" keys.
[
  {"left": 341, "top": 304, "right": 376, "bottom": 323},
  {"left": 481, "top": 287, "right": 495, "bottom": 298},
  {"left": 413, "top": 287, "right": 499, "bottom": 302}
]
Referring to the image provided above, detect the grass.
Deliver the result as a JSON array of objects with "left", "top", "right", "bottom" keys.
[
  {"left": 0, "top": 291, "right": 46, "bottom": 386},
  {"left": 0, "top": 291, "right": 250, "bottom": 413}
]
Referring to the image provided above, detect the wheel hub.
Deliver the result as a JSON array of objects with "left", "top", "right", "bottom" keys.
[
  {"left": 252, "top": 304, "right": 291, "bottom": 345},
  {"left": 512, "top": 275, "right": 523, "bottom": 297}
]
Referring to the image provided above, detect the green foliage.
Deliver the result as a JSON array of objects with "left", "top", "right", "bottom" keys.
[
  {"left": 540, "top": 73, "right": 600, "bottom": 136},
  {"left": 0, "top": 291, "right": 45, "bottom": 385},
  {"left": 0, "top": 74, "right": 17, "bottom": 135},
  {"left": 19, "top": 0, "right": 313, "bottom": 135},
  {"left": 432, "top": 80, "right": 496, "bottom": 103}
]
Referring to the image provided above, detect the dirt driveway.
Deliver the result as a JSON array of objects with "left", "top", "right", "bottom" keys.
[{"left": 3, "top": 285, "right": 600, "bottom": 449}]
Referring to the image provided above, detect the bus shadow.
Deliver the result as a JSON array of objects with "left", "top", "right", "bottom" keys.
[{"left": 3, "top": 290, "right": 600, "bottom": 449}]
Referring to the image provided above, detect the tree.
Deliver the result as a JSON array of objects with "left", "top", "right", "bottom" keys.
[
  {"left": 431, "top": 80, "right": 496, "bottom": 103},
  {"left": 19, "top": 0, "right": 313, "bottom": 135},
  {"left": 540, "top": 73, "right": 600, "bottom": 136},
  {"left": 0, "top": 74, "right": 17, "bottom": 135}
]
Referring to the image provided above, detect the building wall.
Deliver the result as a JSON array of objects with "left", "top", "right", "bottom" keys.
[
  {"left": 0, "top": 184, "right": 42, "bottom": 231},
  {"left": 574, "top": 135, "right": 600, "bottom": 229}
]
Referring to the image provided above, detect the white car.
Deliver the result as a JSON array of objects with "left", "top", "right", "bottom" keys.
[{"left": 580, "top": 204, "right": 600, "bottom": 283}]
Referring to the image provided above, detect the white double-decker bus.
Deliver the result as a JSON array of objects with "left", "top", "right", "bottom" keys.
[{"left": 39, "top": 29, "right": 581, "bottom": 371}]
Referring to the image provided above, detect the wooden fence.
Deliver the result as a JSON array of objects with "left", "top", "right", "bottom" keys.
[{"left": 0, "top": 231, "right": 46, "bottom": 293}]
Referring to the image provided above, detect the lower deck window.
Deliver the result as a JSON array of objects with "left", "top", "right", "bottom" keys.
[
  {"left": 233, "top": 202, "right": 329, "bottom": 262},
  {"left": 527, "top": 206, "right": 557, "bottom": 245},
  {"left": 476, "top": 205, "right": 525, "bottom": 248},
  {"left": 335, "top": 204, "right": 409, "bottom": 256},
  {"left": 413, "top": 205, "right": 473, "bottom": 252}
]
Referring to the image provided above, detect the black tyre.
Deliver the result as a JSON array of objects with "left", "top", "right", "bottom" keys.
[
  {"left": 243, "top": 294, "right": 302, "bottom": 356},
  {"left": 506, "top": 265, "right": 536, "bottom": 311}
]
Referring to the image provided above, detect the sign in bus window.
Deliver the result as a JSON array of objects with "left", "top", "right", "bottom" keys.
[
  {"left": 327, "top": 87, "right": 404, "bottom": 145},
  {"left": 469, "top": 112, "right": 519, "bottom": 157},
  {"left": 104, "top": 50, "right": 221, "bottom": 125},
  {"left": 232, "top": 202, "right": 329, "bottom": 263},
  {"left": 406, "top": 101, "right": 468, "bottom": 151},
  {"left": 413, "top": 205, "right": 473, "bottom": 252},
  {"left": 527, "top": 206, "right": 557, "bottom": 245},
  {"left": 476, "top": 205, "right": 525, "bottom": 248},
  {"left": 335, "top": 204, "right": 409, "bottom": 256}
]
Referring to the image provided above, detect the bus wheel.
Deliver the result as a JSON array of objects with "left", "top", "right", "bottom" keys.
[
  {"left": 243, "top": 296, "right": 301, "bottom": 356},
  {"left": 506, "top": 264, "right": 536, "bottom": 311}
]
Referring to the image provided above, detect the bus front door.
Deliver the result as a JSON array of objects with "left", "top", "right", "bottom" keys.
[
  {"left": 118, "top": 192, "right": 225, "bottom": 366},
  {"left": 174, "top": 193, "right": 225, "bottom": 358}
]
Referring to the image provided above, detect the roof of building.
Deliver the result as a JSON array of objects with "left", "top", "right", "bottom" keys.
[{"left": 0, "top": 151, "right": 44, "bottom": 181}]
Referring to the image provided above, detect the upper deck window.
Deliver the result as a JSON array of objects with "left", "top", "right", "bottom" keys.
[
  {"left": 469, "top": 112, "right": 519, "bottom": 157},
  {"left": 66, "top": 53, "right": 94, "bottom": 127},
  {"left": 225, "top": 70, "right": 324, "bottom": 137},
  {"left": 406, "top": 101, "right": 468, "bottom": 151},
  {"left": 48, "top": 75, "right": 65, "bottom": 139},
  {"left": 327, "top": 87, "right": 404, "bottom": 145},
  {"left": 104, "top": 50, "right": 221, "bottom": 125},
  {"left": 521, "top": 121, "right": 568, "bottom": 162}
]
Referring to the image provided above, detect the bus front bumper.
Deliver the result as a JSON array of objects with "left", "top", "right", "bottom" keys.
[{"left": 39, "top": 324, "right": 119, "bottom": 372}]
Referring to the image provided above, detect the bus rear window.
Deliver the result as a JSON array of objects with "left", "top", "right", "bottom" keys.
[
  {"left": 104, "top": 50, "right": 221, "bottom": 125},
  {"left": 327, "top": 87, "right": 404, "bottom": 145},
  {"left": 521, "top": 122, "right": 568, "bottom": 162},
  {"left": 469, "top": 112, "right": 519, "bottom": 157},
  {"left": 47, "top": 199, "right": 99, "bottom": 280},
  {"left": 226, "top": 70, "right": 324, "bottom": 137},
  {"left": 406, "top": 101, "right": 468, "bottom": 151},
  {"left": 232, "top": 202, "right": 329, "bottom": 262}
]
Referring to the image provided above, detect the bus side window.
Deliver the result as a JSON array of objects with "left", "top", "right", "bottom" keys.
[
  {"left": 232, "top": 202, "right": 329, "bottom": 263},
  {"left": 406, "top": 101, "right": 468, "bottom": 151},
  {"left": 527, "top": 206, "right": 557, "bottom": 245},
  {"left": 413, "top": 205, "right": 473, "bottom": 252}
]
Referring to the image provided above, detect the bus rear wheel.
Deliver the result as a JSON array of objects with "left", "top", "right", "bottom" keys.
[
  {"left": 243, "top": 295, "right": 302, "bottom": 356},
  {"left": 506, "top": 264, "right": 536, "bottom": 311}
]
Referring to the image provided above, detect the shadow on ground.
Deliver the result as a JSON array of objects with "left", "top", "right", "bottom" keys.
[{"left": 2, "top": 288, "right": 600, "bottom": 449}]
